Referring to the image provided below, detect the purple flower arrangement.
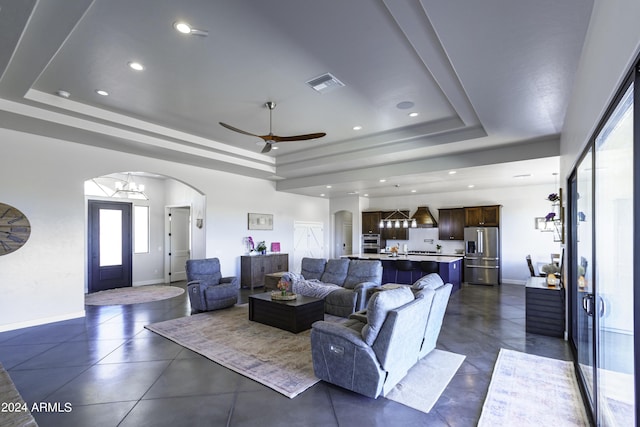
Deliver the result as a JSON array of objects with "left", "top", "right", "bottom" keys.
[
  {"left": 547, "top": 193, "right": 559, "bottom": 202},
  {"left": 245, "top": 236, "right": 255, "bottom": 251}
]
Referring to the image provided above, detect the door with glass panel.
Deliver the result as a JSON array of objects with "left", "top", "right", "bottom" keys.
[
  {"left": 571, "top": 148, "right": 594, "bottom": 411},
  {"left": 594, "top": 82, "right": 634, "bottom": 426},
  {"left": 88, "top": 200, "right": 132, "bottom": 292}
]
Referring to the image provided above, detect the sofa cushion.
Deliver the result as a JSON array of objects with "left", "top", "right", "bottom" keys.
[
  {"left": 412, "top": 273, "right": 444, "bottom": 290},
  {"left": 320, "top": 258, "right": 350, "bottom": 286},
  {"left": 301, "top": 258, "right": 327, "bottom": 280},
  {"left": 343, "top": 260, "right": 382, "bottom": 289},
  {"left": 362, "top": 287, "right": 414, "bottom": 346}
]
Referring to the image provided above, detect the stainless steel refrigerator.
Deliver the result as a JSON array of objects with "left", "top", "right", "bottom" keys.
[{"left": 464, "top": 227, "right": 501, "bottom": 285}]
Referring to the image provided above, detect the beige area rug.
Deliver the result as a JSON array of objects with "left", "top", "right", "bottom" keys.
[
  {"left": 85, "top": 285, "right": 184, "bottom": 306},
  {"left": 0, "top": 362, "right": 38, "bottom": 427},
  {"left": 385, "top": 349, "right": 465, "bottom": 413},
  {"left": 478, "top": 348, "right": 590, "bottom": 426},
  {"left": 145, "top": 304, "right": 464, "bottom": 408}
]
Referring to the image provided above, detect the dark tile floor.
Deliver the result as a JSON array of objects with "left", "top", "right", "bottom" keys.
[{"left": 0, "top": 283, "right": 573, "bottom": 427}]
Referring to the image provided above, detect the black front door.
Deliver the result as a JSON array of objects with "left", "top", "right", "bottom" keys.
[{"left": 88, "top": 200, "right": 132, "bottom": 292}]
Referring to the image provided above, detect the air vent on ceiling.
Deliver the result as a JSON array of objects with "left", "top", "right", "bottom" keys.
[{"left": 306, "top": 73, "right": 345, "bottom": 94}]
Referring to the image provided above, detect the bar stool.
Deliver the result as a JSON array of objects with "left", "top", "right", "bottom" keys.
[
  {"left": 420, "top": 261, "right": 439, "bottom": 275},
  {"left": 395, "top": 259, "right": 414, "bottom": 284}
]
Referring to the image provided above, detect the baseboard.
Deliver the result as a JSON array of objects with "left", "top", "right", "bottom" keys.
[
  {"left": 0, "top": 310, "right": 86, "bottom": 332},
  {"left": 501, "top": 279, "right": 526, "bottom": 285},
  {"left": 133, "top": 279, "right": 168, "bottom": 286}
]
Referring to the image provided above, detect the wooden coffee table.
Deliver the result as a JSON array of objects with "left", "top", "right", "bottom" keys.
[{"left": 248, "top": 292, "right": 325, "bottom": 333}]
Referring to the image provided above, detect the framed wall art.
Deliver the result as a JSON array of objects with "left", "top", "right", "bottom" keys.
[{"left": 248, "top": 213, "right": 273, "bottom": 230}]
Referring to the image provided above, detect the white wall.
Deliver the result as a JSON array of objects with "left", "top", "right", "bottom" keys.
[
  {"left": 364, "top": 183, "right": 562, "bottom": 284},
  {"left": 0, "top": 128, "right": 329, "bottom": 331},
  {"left": 561, "top": 0, "right": 640, "bottom": 177}
]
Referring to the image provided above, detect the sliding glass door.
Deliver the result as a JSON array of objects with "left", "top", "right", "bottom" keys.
[
  {"left": 594, "top": 82, "right": 634, "bottom": 426},
  {"left": 571, "top": 148, "right": 594, "bottom": 408},
  {"left": 570, "top": 69, "right": 636, "bottom": 426}
]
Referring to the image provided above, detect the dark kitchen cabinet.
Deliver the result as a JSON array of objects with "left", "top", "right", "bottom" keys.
[
  {"left": 362, "top": 211, "right": 381, "bottom": 234},
  {"left": 438, "top": 208, "right": 465, "bottom": 240},
  {"left": 464, "top": 205, "right": 501, "bottom": 227},
  {"left": 380, "top": 211, "right": 409, "bottom": 240}
]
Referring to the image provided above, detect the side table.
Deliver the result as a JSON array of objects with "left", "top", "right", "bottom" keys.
[{"left": 525, "top": 277, "right": 565, "bottom": 337}]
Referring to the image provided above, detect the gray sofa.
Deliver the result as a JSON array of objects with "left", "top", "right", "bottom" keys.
[
  {"left": 310, "top": 273, "right": 452, "bottom": 398},
  {"left": 295, "top": 257, "right": 382, "bottom": 317}
]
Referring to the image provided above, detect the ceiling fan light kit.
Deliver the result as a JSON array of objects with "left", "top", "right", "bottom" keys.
[{"left": 219, "top": 101, "right": 326, "bottom": 153}]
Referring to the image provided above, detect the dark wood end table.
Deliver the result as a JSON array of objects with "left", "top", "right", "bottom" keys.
[{"left": 248, "top": 292, "right": 325, "bottom": 333}]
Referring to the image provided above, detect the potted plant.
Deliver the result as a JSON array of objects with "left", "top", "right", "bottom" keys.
[
  {"left": 256, "top": 241, "right": 267, "bottom": 255},
  {"left": 436, "top": 244, "right": 442, "bottom": 254}
]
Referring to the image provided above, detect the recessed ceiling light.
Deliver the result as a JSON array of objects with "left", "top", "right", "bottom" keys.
[
  {"left": 326, "top": 185, "right": 332, "bottom": 189},
  {"left": 448, "top": 170, "right": 457, "bottom": 175},
  {"left": 55, "top": 90, "right": 70, "bottom": 98},
  {"left": 468, "top": 184, "right": 475, "bottom": 188},
  {"left": 408, "top": 112, "right": 419, "bottom": 117},
  {"left": 364, "top": 194, "right": 369, "bottom": 197},
  {"left": 95, "top": 89, "right": 109, "bottom": 96},
  {"left": 411, "top": 189, "right": 417, "bottom": 193},
  {"left": 353, "top": 125, "right": 362, "bottom": 131},
  {"left": 174, "top": 22, "right": 192, "bottom": 34},
  {"left": 128, "top": 61, "right": 144, "bottom": 71},
  {"left": 379, "top": 179, "right": 387, "bottom": 183},
  {"left": 173, "top": 21, "right": 209, "bottom": 37},
  {"left": 272, "top": 146, "right": 279, "bottom": 150},
  {"left": 320, "top": 193, "right": 325, "bottom": 197}
]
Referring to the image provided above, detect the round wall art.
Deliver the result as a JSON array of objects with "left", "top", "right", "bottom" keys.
[{"left": 0, "top": 203, "right": 31, "bottom": 255}]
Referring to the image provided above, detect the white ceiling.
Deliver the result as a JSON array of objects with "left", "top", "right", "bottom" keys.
[{"left": 0, "top": 0, "right": 593, "bottom": 198}]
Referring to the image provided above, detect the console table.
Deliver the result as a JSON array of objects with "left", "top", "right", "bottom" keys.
[
  {"left": 525, "top": 277, "right": 565, "bottom": 337},
  {"left": 240, "top": 253, "right": 288, "bottom": 290}
]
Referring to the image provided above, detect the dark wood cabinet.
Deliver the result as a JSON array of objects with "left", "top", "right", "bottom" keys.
[
  {"left": 438, "top": 208, "right": 465, "bottom": 240},
  {"left": 525, "top": 277, "right": 565, "bottom": 337},
  {"left": 362, "top": 211, "right": 381, "bottom": 234},
  {"left": 464, "top": 205, "right": 500, "bottom": 226},
  {"left": 241, "top": 254, "right": 288, "bottom": 290},
  {"left": 380, "top": 210, "right": 409, "bottom": 240}
]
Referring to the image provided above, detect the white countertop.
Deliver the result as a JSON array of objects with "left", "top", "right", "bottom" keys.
[{"left": 342, "top": 253, "right": 464, "bottom": 263}]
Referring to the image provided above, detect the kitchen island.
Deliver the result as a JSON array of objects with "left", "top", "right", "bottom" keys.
[{"left": 341, "top": 253, "right": 463, "bottom": 291}]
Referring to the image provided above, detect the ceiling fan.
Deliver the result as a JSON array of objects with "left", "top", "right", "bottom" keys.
[{"left": 219, "top": 102, "right": 326, "bottom": 153}]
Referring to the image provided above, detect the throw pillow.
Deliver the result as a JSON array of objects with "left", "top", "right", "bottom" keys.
[
  {"left": 412, "top": 273, "right": 444, "bottom": 290},
  {"left": 362, "top": 287, "right": 414, "bottom": 345}
]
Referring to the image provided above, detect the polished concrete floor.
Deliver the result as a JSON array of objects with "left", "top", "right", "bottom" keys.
[{"left": 0, "top": 283, "right": 574, "bottom": 426}]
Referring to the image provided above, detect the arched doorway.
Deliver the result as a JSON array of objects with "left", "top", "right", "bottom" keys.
[{"left": 84, "top": 172, "right": 205, "bottom": 291}]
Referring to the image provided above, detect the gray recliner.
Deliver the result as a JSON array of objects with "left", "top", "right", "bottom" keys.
[
  {"left": 186, "top": 258, "right": 239, "bottom": 312},
  {"left": 311, "top": 286, "right": 433, "bottom": 398}
]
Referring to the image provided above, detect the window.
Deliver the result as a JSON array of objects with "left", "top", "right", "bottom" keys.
[{"left": 134, "top": 205, "right": 149, "bottom": 254}]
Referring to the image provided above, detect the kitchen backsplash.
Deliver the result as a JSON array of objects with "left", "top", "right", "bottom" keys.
[{"left": 384, "top": 227, "right": 465, "bottom": 254}]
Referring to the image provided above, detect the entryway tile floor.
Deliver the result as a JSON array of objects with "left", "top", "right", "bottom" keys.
[{"left": 0, "top": 283, "right": 574, "bottom": 426}]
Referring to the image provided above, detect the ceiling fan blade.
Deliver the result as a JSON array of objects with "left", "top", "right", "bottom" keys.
[
  {"left": 261, "top": 143, "right": 272, "bottom": 153},
  {"left": 269, "top": 132, "right": 326, "bottom": 142},
  {"left": 219, "top": 122, "right": 261, "bottom": 138}
]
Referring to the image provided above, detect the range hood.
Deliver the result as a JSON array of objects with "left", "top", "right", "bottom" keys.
[{"left": 411, "top": 206, "right": 438, "bottom": 228}]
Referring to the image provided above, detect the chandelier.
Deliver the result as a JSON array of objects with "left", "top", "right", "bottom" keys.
[
  {"left": 112, "top": 173, "right": 148, "bottom": 200},
  {"left": 378, "top": 209, "right": 417, "bottom": 229}
]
